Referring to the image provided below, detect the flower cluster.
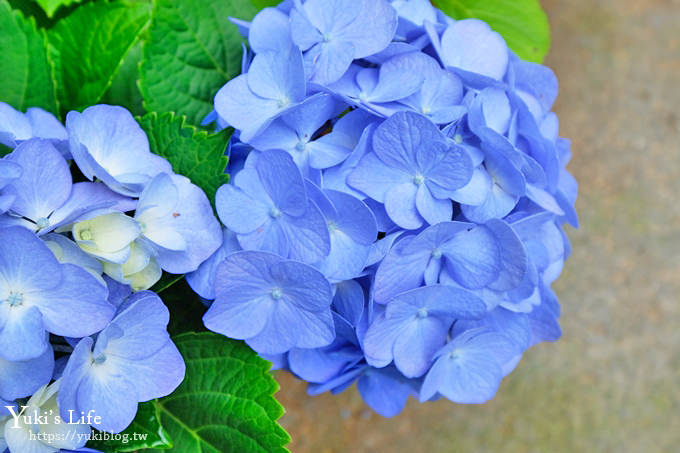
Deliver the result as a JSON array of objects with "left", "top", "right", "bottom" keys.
[
  {"left": 195, "top": 0, "right": 578, "bottom": 416},
  {"left": 0, "top": 103, "right": 222, "bottom": 451}
]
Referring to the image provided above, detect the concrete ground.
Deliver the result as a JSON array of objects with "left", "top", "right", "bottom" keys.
[{"left": 274, "top": 0, "right": 680, "bottom": 451}]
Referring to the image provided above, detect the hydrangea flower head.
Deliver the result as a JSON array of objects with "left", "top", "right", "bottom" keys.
[{"left": 204, "top": 0, "right": 578, "bottom": 417}]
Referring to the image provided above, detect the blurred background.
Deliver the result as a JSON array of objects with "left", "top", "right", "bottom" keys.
[{"left": 274, "top": 0, "right": 680, "bottom": 451}]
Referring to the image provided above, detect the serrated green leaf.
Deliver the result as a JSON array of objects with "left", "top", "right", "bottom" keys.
[
  {"left": 0, "top": 0, "right": 58, "bottom": 114},
  {"left": 144, "top": 332, "right": 290, "bottom": 452},
  {"left": 139, "top": 0, "right": 258, "bottom": 125},
  {"left": 434, "top": 0, "right": 551, "bottom": 63},
  {"left": 88, "top": 401, "right": 173, "bottom": 452},
  {"left": 137, "top": 112, "right": 231, "bottom": 205},
  {"left": 48, "top": 0, "right": 151, "bottom": 115},
  {"left": 34, "top": 0, "right": 83, "bottom": 18}
]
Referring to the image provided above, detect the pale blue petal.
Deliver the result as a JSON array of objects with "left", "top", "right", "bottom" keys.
[
  {"left": 247, "top": 49, "right": 306, "bottom": 103},
  {"left": 0, "top": 345, "right": 53, "bottom": 400},
  {"left": 0, "top": 305, "right": 47, "bottom": 361},
  {"left": 114, "top": 340, "right": 185, "bottom": 401},
  {"left": 32, "top": 264, "right": 114, "bottom": 338},
  {"left": 441, "top": 225, "right": 501, "bottom": 289},
  {"left": 249, "top": 7, "right": 293, "bottom": 53},
  {"left": 347, "top": 152, "right": 411, "bottom": 202},
  {"left": 393, "top": 316, "right": 448, "bottom": 378},
  {"left": 3, "top": 139, "right": 72, "bottom": 221},
  {"left": 332, "top": 279, "right": 364, "bottom": 326},
  {"left": 186, "top": 228, "right": 241, "bottom": 300},
  {"left": 440, "top": 19, "right": 508, "bottom": 80},
  {"left": 257, "top": 149, "right": 307, "bottom": 216},
  {"left": 373, "top": 111, "right": 442, "bottom": 172},
  {"left": 385, "top": 182, "right": 422, "bottom": 229},
  {"left": 416, "top": 186, "right": 451, "bottom": 225},
  {"left": 373, "top": 236, "right": 429, "bottom": 303},
  {"left": 76, "top": 371, "right": 138, "bottom": 433}
]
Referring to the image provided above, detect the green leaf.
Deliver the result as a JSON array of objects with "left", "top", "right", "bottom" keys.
[
  {"left": 0, "top": 0, "right": 58, "bottom": 114},
  {"left": 88, "top": 401, "right": 173, "bottom": 452},
  {"left": 139, "top": 0, "right": 258, "bottom": 125},
  {"left": 48, "top": 0, "right": 151, "bottom": 115},
  {"left": 433, "top": 0, "right": 551, "bottom": 63},
  {"left": 147, "top": 332, "right": 290, "bottom": 452},
  {"left": 137, "top": 112, "right": 231, "bottom": 205},
  {"left": 101, "top": 40, "right": 146, "bottom": 116},
  {"left": 34, "top": 0, "right": 83, "bottom": 18},
  {"left": 249, "top": 0, "right": 279, "bottom": 9}
]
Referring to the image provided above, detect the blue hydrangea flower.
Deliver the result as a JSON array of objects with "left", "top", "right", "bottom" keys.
[
  {"left": 211, "top": 0, "right": 578, "bottom": 417},
  {"left": 216, "top": 149, "right": 330, "bottom": 263},
  {"left": 0, "top": 227, "right": 114, "bottom": 361},
  {"left": 203, "top": 251, "right": 335, "bottom": 355},
  {"left": 134, "top": 173, "right": 223, "bottom": 274},
  {"left": 59, "top": 291, "right": 185, "bottom": 433},
  {"left": 290, "top": 0, "right": 398, "bottom": 85},
  {"left": 215, "top": 47, "right": 307, "bottom": 142},
  {"left": 305, "top": 183, "right": 378, "bottom": 281},
  {"left": 0, "top": 346, "right": 54, "bottom": 401},
  {"left": 363, "top": 285, "right": 486, "bottom": 378},
  {"left": 66, "top": 105, "right": 172, "bottom": 197},
  {"left": 327, "top": 53, "right": 426, "bottom": 116},
  {"left": 0, "top": 102, "right": 68, "bottom": 157},
  {"left": 0, "top": 139, "right": 134, "bottom": 234},
  {"left": 247, "top": 94, "right": 349, "bottom": 174},
  {"left": 419, "top": 328, "right": 518, "bottom": 403},
  {"left": 348, "top": 111, "right": 473, "bottom": 228}
]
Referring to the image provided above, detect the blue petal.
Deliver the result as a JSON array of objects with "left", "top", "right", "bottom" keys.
[
  {"left": 440, "top": 19, "right": 508, "bottom": 80},
  {"left": 385, "top": 182, "right": 423, "bottom": 229},
  {"left": 393, "top": 316, "right": 448, "bottom": 378},
  {"left": 372, "top": 111, "right": 442, "bottom": 172},
  {"left": 3, "top": 139, "right": 72, "bottom": 222},
  {"left": 256, "top": 150, "right": 307, "bottom": 216},
  {"left": 186, "top": 228, "right": 241, "bottom": 300},
  {"left": 373, "top": 236, "right": 429, "bottom": 303},
  {"left": 76, "top": 369, "right": 139, "bottom": 433},
  {"left": 0, "top": 101, "right": 31, "bottom": 147},
  {"left": 140, "top": 175, "right": 222, "bottom": 274},
  {"left": 32, "top": 264, "right": 114, "bottom": 338},
  {"left": 485, "top": 219, "right": 528, "bottom": 291},
  {"left": 247, "top": 48, "right": 306, "bottom": 105},
  {"left": 249, "top": 7, "right": 293, "bottom": 53},
  {"left": 441, "top": 225, "right": 502, "bottom": 289},
  {"left": 347, "top": 152, "right": 411, "bottom": 202},
  {"left": 0, "top": 305, "right": 47, "bottom": 361},
  {"left": 357, "top": 366, "right": 413, "bottom": 417},
  {"left": 332, "top": 279, "right": 365, "bottom": 326},
  {"left": 415, "top": 185, "right": 452, "bottom": 224},
  {"left": 0, "top": 343, "right": 53, "bottom": 400},
  {"left": 66, "top": 105, "right": 171, "bottom": 196},
  {"left": 214, "top": 75, "right": 286, "bottom": 143}
]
